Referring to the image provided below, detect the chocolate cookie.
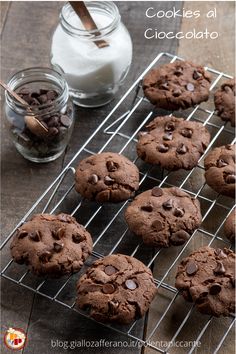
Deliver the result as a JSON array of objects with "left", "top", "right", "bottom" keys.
[
  {"left": 204, "top": 144, "right": 235, "bottom": 198},
  {"left": 10, "top": 213, "right": 93, "bottom": 277},
  {"left": 76, "top": 254, "right": 156, "bottom": 324},
  {"left": 75, "top": 152, "right": 139, "bottom": 203},
  {"left": 224, "top": 210, "right": 235, "bottom": 243},
  {"left": 175, "top": 246, "right": 235, "bottom": 316},
  {"left": 214, "top": 78, "right": 235, "bottom": 127},
  {"left": 137, "top": 116, "right": 210, "bottom": 170},
  {"left": 125, "top": 187, "right": 202, "bottom": 247},
  {"left": 143, "top": 61, "right": 211, "bottom": 110}
]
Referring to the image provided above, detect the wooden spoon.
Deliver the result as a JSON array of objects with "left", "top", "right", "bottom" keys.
[
  {"left": 0, "top": 79, "right": 48, "bottom": 138},
  {"left": 69, "top": 1, "right": 109, "bottom": 48}
]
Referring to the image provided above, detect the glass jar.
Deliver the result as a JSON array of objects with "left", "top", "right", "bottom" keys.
[
  {"left": 5, "top": 67, "right": 74, "bottom": 163},
  {"left": 50, "top": 1, "right": 133, "bottom": 107}
]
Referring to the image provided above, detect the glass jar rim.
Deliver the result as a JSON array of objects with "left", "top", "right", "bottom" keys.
[
  {"left": 6, "top": 67, "right": 69, "bottom": 115},
  {"left": 60, "top": 1, "right": 120, "bottom": 39}
]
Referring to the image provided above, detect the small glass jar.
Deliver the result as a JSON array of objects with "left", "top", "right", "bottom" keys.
[
  {"left": 5, "top": 67, "right": 74, "bottom": 163},
  {"left": 50, "top": 1, "right": 133, "bottom": 107}
]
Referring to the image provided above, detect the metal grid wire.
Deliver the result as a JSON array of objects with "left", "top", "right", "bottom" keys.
[{"left": 1, "top": 52, "right": 235, "bottom": 353}]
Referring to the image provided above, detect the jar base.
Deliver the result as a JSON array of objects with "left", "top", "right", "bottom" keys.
[
  {"left": 15, "top": 143, "right": 66, "bottom": 163},
  {"left": 69, "top": 89, "right": 115, "bottom": 108}
]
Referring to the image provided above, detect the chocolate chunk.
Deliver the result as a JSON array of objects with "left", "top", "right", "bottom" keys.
[
  {"left": 47, "top": 116, "right": 59, "bottom": 127},
  {"left": 170, "top": 230, "right": 190, "bottom": 245},
  {"left": 48, "top": 127, "right": 59, "bottom": 136},
  {"left": 176, "top": 143, "right": 188, "bottom": 154},
  {"left": 160, "top": 82, "right": 169, "bottom": 90},
  {"left": 193, "top": 70, "right": 202, "bottom": 80},
  {"left": 215, "top": 249, "right": 227, "bottom": 259},
  {"left": 53, "top": 242, "right": 64, "bottom": 252},
  {"left": 102, "top": 283, "right": 115, "bottom": 294},
  {"left": 173, "top": 89, "right": 182, "bottom": 97},
  {"left": 151, "top": 219, "right": 163, "bottom": 231},
  {"left": 56, "top": 228, "right": 65, "bottom": 239},
  {"left": 28, "top": 231, "right": 41, "bottom": 242},
  {"left": 186, "top": 261, "right": 198, "bottom": 275},
  {"left": 209, "top": 283, "right": 221, "bottom": 295},
  {"left": 181, "top": 128, "right": 193, "bottom": 138},
  {"left": 138, "top": 131, "right": 147, "bottom": 138},
  {"left": 104, "top": 265, "right": 117, "bottom": 275},
  {"left": 186, "top": 83, "right": 195, "bottom": 92},
  {"left": 141, "top": 204, "right": 153, "bottom": 212},
  {"left": 88, "top": 174, "right": 98, "bottom": 184},
  {"left": 225, "top": 174, "right": 236, "bottom": 184},
  {"left": 173, "top": 207, "right": 185, "bottom": 217},
  {"left": 125, "top": 279, "right": 137, "bottom": 290},
  {"left": 174, "top": 67, "right": 183, "bottom": 76},
  {"left": 217, "top": 159, "right": 228, "bottom": 168},
  {"left": 104, "top": 176, "right": 115, "bottom": 185},
  {"left": 213, "top": 261, "right": 225, "bottom": 275},
  {"left": 38, "top": 94, "right": 48, "bottom": 104},
  {"left": 151, "top": 187, "right": 163, "bottom": 197},
  {"left": 17, "top": 230, "right": 28, "bottom": 239},
  {"left": 157, "top": 144, "right": 169, "bottom": 153},
  {"left": 162, "top": 199, "right": 173, "bottom": 210},
  {"left": 163, "top": 132, "right": 173, "bottom": 141},
  {"left": 108, "top": 300, "right": 119, "bottom": 315},
  {"left": 39, "top": 251, "right": 52, "bottom": 263},
  {"left": 165, "top": 122, "right": 175, "bottom": 131},
  {"left": 106, "top": 160, "right": 118, "bottom": 172},
  {"left": 60, "top": 115, "right": 71, "bottom": 127},
  {"left": 47, "top": 90, "right": 57, "bottom": 100},
  {"left": 72, "top": 233, "right": 84, "bottom": 243}
]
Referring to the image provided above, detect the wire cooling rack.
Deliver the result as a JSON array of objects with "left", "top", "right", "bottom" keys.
[{"left": 1, "top": 52, "right": 235, "bottom": 354}]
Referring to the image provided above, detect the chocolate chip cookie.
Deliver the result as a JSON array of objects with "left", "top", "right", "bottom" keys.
[
  {"left": 143, "top": 61, "right": 211, "bottom": 110},
  {"left": 10, "top": 213, "right": 93, "bottom": 277},
  {"left": 137, "top": 116, "right": 210, "bottom": 170},
  {"left": 125, "top": 187, "right": 202, "bottom": 247},
  {"left": 175, "top": 246, "right": 235, "bottom": 316},
  {"left": 75, "top": 152, "right": 139, "bottom": 203},
  {"left": 76, "top": 254, "right": 156, "bottom": 324},
  {"left": 214, "top": 78, "right": 235, "bottom": 127},
  {"left": 224, "top": 210, "right": 235, "bottom": 243},
  {"left": 204, "top": 144, "right": 235, "bottom": 198}
]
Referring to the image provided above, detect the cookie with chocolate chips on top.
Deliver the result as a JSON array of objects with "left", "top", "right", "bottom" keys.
[
  {"left": 175, "top": 246, "right": 235, "bottom": 316},
  {"left": 76, "top": 254, "right": 156, "bottom": 324},
  {"left": 125, "top": 187, "right": 202, "bottom": 247},
  {"left": 214, "top": 78, "right": 235, "bottom": 127},
  {"left": 143, "top": 60, "right": 211, "bottom": 110},
  {"left": 204, "top": 144, "right": 235, "bottom": 198},
  {"left": 137, "top": 116, "right": 210, "bottom": 170},
  {"left": 75, "top": 152, "right": 139, "bottom": 203},
  {"left": 10, "top": 213, "right": 93, "bottom": 277}
]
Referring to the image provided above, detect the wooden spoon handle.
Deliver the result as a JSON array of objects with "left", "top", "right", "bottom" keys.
[
  {"left": 69, "top": 1, "right": 109, "bottom": 48},
  {"left": 0, "top": 79, "right": 29, "bottom": 106}
]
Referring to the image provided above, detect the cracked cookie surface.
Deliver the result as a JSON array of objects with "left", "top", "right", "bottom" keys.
[
  {"left": 125, "top": 187, "right": 202, "bottom": 247},
  {"left": 143, "top": 60, "right": 211, "bottom": 110},
  {"left": 214, "top": 78, "right": 235, "bottom": 127},
  {"left": 76, "top": 254, "right": 156, "bottom": 324},
  {"left": 75, "top": 152, "right": 139, "bottom": 203},
  {"left": 10, "top": 213, "right": 93, "bottom": 277},
  {"left": 224, "top": 210, "right": 235, "bottom": 243},
  {"left": 137, "top": 116, "right": 210, "bottom": 170},
  {"left": 204, "top": 144, "right": 235, "bottom": 198},
  {"left": 175, "top": 246, "right": 235, "bottom": 316}
]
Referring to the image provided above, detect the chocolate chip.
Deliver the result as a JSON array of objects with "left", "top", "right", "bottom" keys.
[
  {"left": 106, "top": 160, "right": 118, "bottom": 172},
  {"left": 209, "top": 283, "right": 222, "bottom": 295},
  {"left": 151, "top": 220, "right": 163, "bottom": 231},
  {"left": 60, "top": 115, "right": 71, "bottom": 127},
  {"left": 151, "top": 186, "right": 163, "bottom": 197},
  {"left": 19, "top": 87, "right": 30, "bottom": 95},
  {"left": 215, "top": 249, "right": 227, "bottom": 259},
  {"left": 163, "top": 132, "right": 173, "bottom": 141},
  {"left": 225, "top": 174, "right": 236, "bottom": 184},
  {"left": 173, "top": 207, "right": 185, "bottom": 217},
  {"left": 58, "top": 214, "right": 71, "bottom": 222},
  {"left": 157, "top": 144, "right": 169, "bottom": 153},
  {"left": 165, "top": 122, "right": 175, "bottom": 131},
  {"left": 28, "top": 231, "right": 41, "bottom": 242},
  {"left": 160, "top": 82, "right": 169, "bottom": 90},
  {"left": 30, "top": 98, "right": 40, "bottom": 106},
  {"left": 217, "top": 159, "right": 228, "bottom": 168},
  {"left": 31, "top": 91, "right": 40, "bottom": 98},
  {"left": 53, "top": 242, "right": 64, "bottom": 252},
  {"left": 39, "top": 251, "right": 52, "bottom": 263},
  {"left": 125, "top": 279, "right": 137, "bottom": 290},
  {"left": 38, "top": 94, "right": 48, "bottom": 104},
  {"left": 172, "top": 89, "right": 182, "bottom": 97},
  {"left": 141, "top": 204, "right": 153, "bottom": 212},
  {"left": 48, "top": 127, "right": 59, "bottom": 136},
  {"left": 102, "top": 283, "right": 115, "bottom": 294},
  {"left": 176, "top": 143, "right": 188, "bottom": 154},
  {"left": 104, "top": 176, "right": 115, "bottom": 185},
  {"left": 40, "top": 89, "right": 48, "bottom": 95},
  {"left": 181, "top": 128, "right": 193, "bottom": 138},
  {"left": 72, "top": 234, "right": 84, "bottom": 243},
  {"left": 186, "top": 261, "right": 198, "bottom": 275},
  {"left": 108, "top": 300, "right": 119, "bottom": 315},
  {"left": 174, "top": 68, "right": 183, "bottom": 76},
  {"left": 17, "top": 230, "right": 28, "bottom": 239},
  {"left": 193, "top": 70, "right": 202, "bottom": 80},
  {"left": 104, "top": 265, "right": 117, "bottom": 275},
  {"left": 186, "top": 83, "right": 195, "bottom": 92},
  {"left": 170, "top": 230, "right": 190, "bottom": 245},
  {"left": 47, "top": 90, "right": 58, "bottom": 100},
  {"left": 47, "top": 116, "right": 59, "bottom": 128},
  {"left": 213, "top": 261, "right": 225, "bottom": 275},
  {"left": 88, "top": 174, "right": 98, "bottom": 184},
  {"left": 162, "top": 199, "right": 173, "bottom": 210},
  {"left": 53, "top": 228, "right": 65, "bottom": 240}
]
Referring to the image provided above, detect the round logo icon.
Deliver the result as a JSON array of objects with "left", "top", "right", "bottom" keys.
[{"left": 4, "top": 327, "right": 27, "bottom": 350}]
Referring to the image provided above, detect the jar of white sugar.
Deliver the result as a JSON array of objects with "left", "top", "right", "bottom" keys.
[{"left": 51, "top": 1, "right": 133, "bottom": 107}]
